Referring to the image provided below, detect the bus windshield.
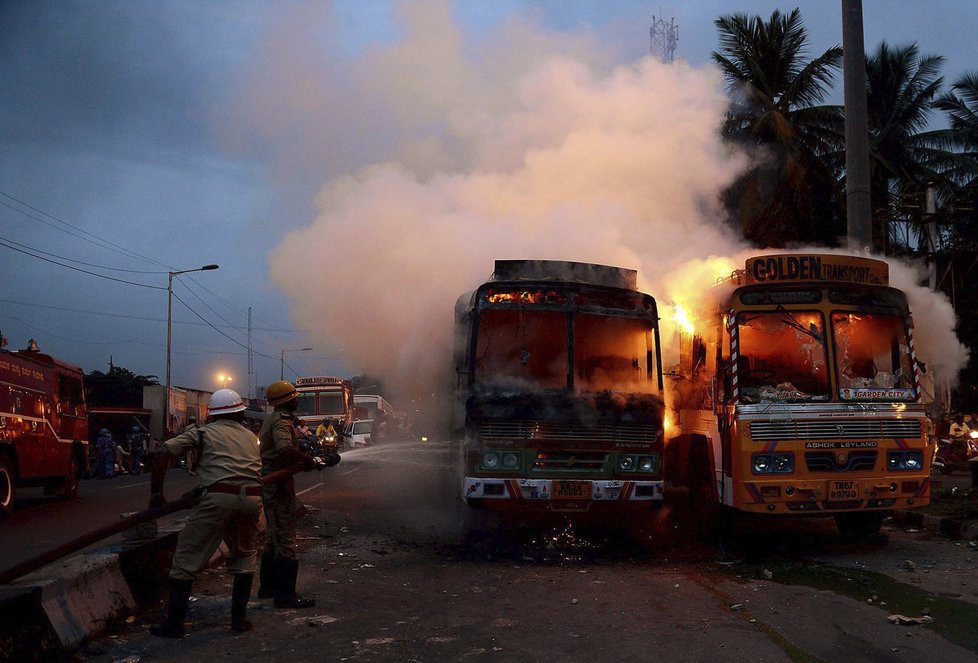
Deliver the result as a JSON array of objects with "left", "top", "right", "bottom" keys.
[
  {"left": 474, "top": 310, "right": 567, "bottom": 391},
  {"left": 574, "top": 314, "right": 656, "bottom": 392},
  {"left": 832, "top": 312, "right": 915, "bottom": 399},
  {"left": 295, "top": 392, "right": 317, "bottom": 416},
  {"left": 736, "top": 310, "right": 830, "bottom": 403}
]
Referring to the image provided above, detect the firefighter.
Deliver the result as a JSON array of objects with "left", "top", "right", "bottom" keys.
[
  {"left": 257, "top": 380, "right": 335, "bottom": 608},
  {"left": 147, "top": 389, "right": 263, "bottom": 638}
]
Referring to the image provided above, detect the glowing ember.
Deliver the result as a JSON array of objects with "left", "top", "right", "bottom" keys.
[{"left": 672, "top": 304, "right": 695, "bottom": 335}]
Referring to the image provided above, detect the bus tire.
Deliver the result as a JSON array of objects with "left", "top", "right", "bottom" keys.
[
  {"left": 835, "top": 511, "right": 885, "bottom": 538},
  {"left": 0, "top": 455, "right": 16, "bottom": 515}
]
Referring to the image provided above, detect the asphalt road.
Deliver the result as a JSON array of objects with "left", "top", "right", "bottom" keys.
[
  {"left": 70, "top": 438, "right": 978, "bottom": 663},
  {"left": 0, "top": 466, "right": 201, "bottom": 574}
]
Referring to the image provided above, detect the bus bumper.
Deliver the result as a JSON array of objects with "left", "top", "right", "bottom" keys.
[
  {"left": 462, "top": 477, "right": 664, "bottom": 504},
  {"left": 736, "top": 475, "right": 931, "bottom": 514}
]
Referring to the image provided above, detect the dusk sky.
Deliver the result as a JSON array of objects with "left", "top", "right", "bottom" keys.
[{"left": 2, "top": 1, "right": 975, "bottom": 403}]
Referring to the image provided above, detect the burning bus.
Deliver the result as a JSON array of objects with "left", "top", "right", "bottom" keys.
[
  {"left": 668, "top": 253, "right": 930, "bottom": 536},
  {"left": 454, "top": 260, "right": 666, "bottom": 527},
  {"left": 0, "top": 344, "right": 88, "bottom": 514}
]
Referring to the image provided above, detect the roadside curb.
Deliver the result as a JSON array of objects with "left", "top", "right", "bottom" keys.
[{"left": 0, "top": 520, "right": 204, "bottom": 661}]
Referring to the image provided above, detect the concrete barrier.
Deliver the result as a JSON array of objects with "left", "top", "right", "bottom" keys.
[{"left": 0, "top": 523, "right": 184, "bottom": 661}]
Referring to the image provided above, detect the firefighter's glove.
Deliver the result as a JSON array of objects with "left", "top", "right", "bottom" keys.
[
  {"left": 324, "top": 452, "right": 341, "bottom": 467},
  {"left": 149, "top": 492, "right": 166, "bottom": 509}
]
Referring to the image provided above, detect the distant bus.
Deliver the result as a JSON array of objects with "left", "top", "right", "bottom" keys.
[
  {"left": 292, "top": 376, "right": 354, "bottom": 435},
  {"left": 0, "top": 347, "right": 88, "bottom": 514},
  {"left": 352, "top": 394, "right": 393, "bottom": 421}
]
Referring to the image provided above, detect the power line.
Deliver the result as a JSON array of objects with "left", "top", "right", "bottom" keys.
[
  {"left": 0, "top": 238, "right": 165, "bottom": 289},
  {"left": 171, "top": 291, "right": 281, "bottom": 362},
  {"left": 0, "top": 297, "right": 301, "bottom": 332},
  {"left": 0, "top": 233, "right": 168, "bottom": 274},
  {"left": 0, "top": 190, "right": 170, "bottom": 268}
]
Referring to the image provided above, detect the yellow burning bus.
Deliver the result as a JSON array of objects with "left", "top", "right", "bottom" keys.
[
  {"left": 453, "top": 260, "right": 666, "bottom": 528},
  {"left": 668, "top": 253, "right": 930, "bottom": 536}
]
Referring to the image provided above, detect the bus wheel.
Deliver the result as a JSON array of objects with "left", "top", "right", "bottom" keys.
[
  {"left": 834, "top": 511, "right": 885, "bottom": 538},
  {"left": 55, "top": 454, "right": 80, "bottom": 499},
  {"left": 0, "top": 456, "right": 15, "bottom": 515}
]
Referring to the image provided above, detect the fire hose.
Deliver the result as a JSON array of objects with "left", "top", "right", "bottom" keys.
[{"left": 0, "top": 463, "right": 307, "bottom": 586}]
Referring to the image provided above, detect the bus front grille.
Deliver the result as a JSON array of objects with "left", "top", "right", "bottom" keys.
[
  {"left": 750, "top": 419, "right": 921, "bottom": 441},
  {"left": 805, "top": 451, "right": 878, "bottom": 473},
  {"left": 480, "top": 420, "right": 659, "bottom": 443},
  {"left": 534, "top": 451, "right": 609, "bottom": 471}
]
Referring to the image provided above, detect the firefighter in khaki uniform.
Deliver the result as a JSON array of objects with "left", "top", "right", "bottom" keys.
[
  {"left": 257, "top": 380, "right": 336, "bottom": 608},
  {"left": 147, "top": 389, "right": 263, "bottom": 638}
]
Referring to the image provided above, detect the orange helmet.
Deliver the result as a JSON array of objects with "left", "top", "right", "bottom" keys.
[{"left": 266, "top": 380, "right": 298, "bottom": 406}]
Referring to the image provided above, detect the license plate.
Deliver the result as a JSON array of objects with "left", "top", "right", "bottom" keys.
[
  {"left": 829, "top": 480, "right": 859, "bottom": 501},
  {"left": 552, "top": 480, "right": 592, "bottom": 500}
]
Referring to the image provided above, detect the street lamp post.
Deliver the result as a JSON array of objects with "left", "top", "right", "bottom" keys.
[
  {"left": 165, "top": 264, "right": 219, "bottom": 437},
  {"left": 280, "top": 347, "right": 313, "bottom": 380}
]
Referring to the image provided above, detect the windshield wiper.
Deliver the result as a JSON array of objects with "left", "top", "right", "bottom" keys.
[{"left": 776, "top": 305, "right": 823, "bottom": 342}]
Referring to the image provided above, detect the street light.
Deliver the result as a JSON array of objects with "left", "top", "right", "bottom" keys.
[
  {"left": 165, "top": 264, "right": 219, "bottom": 436},
  {"left": 217, "top": 373, "right": 233, "bottom": 389},
  {"left": 280, "top": 347, "right": 313, "bottom": 380}
]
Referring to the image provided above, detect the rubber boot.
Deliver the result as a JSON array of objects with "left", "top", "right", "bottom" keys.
[
  {"left": 231, "top": 573, "right": 254, "bottom": 633},
  {"left": 274, "top": 558, "right": 315, "bottom": 609},
  {"left": 256, "top": 549, "right": 277, "bottom": 599},
  {"left": 150, "top": 579, "right": 193, "bottom": 638}
]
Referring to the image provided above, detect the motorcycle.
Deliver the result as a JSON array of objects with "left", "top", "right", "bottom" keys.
[{"left": 933, "top": 430, "right": 978, "bottom": 475}]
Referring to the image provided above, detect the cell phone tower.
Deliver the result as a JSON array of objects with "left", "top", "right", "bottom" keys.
[{"left": 650, "top": 14, "right": 679, "bottom": 62}]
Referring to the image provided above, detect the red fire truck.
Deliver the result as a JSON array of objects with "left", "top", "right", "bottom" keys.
[{"left": 0, "top": 346, "right": 89, "bottom": 514}]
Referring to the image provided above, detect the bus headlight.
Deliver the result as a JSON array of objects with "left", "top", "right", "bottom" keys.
[
  {"left": 887, "top": 450, "right": 923, "bottom": 471},
  {"left": 482, "top": 452, "right": 500, "bottom": 469},
  {"left": 617, "top": 454, "right": 659, "bottom": 473},
  {"left": 752, "top": 453, "right": 793, "bottom": 474},
  {"left": 501, "top": 452, "right": 520, "bottom": 469}
]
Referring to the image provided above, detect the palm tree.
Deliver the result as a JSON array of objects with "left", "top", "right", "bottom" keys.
[
  {"left": 713, "top": 9, "right": 845, "bottom": 246},
  {"left": 863, "top": 42, "right": 949, "bottom": 252}
]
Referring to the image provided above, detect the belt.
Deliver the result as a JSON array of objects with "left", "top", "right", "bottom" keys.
[{"left": 206, "top": 482, "right": 262, "bottom": 497}]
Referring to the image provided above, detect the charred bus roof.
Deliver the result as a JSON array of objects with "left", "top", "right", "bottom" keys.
[{"left": 491, "top": 260, "right": 638, "bottom": 290}]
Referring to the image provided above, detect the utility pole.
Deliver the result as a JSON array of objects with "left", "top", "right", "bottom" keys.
[
  {"left": 842, "top": 0, "right": 872, "bottom": 252},
  {"left": 247, "top": 307, "right": 254, "bottom": 399}
]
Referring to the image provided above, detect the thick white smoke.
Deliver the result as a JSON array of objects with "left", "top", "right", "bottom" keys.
[
  {"left": 228, "top": 1, "right": 966, "bottom": 403},
  {"left": 248, "top": 2, "right": 747, "bottom": 399}
]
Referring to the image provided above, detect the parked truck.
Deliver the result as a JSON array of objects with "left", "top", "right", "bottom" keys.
[{"left": 0, "top": 345, "right": 88, "bottom": 514}]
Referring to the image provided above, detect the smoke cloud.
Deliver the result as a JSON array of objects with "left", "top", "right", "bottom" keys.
[
  {"left": 229, "top": 1, "right": 965, "bottom": 403},
  {"left": 244, "top": 2, "right": 745, "bottom": 399}
]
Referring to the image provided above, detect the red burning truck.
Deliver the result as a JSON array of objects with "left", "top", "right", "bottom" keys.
[
  {"left": 453, "top": 260, "right": 666, "bottom": 529},
  {"left": 0, "top": 345, "right": 89, "bottom": 514}
]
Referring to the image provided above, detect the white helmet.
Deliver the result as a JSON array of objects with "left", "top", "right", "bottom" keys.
[{"left": 209, "top": 388, "right": 246, "bottom": 416}]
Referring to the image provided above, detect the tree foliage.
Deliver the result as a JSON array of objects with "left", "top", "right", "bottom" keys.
[
  {"left": 713, "top": 8, "right": 845, "bottom": 246},
  {"left": 86, "top": 364, "right": 159, "bottom": 408}
]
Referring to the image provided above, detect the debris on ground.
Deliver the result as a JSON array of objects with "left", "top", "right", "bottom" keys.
[{"left": 887, "top": 614, "right": 934, "bottom": 626}]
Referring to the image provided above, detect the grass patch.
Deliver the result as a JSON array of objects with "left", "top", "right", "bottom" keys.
[{"left": 910, "top": 491, "right": 978, "bottom": 521}]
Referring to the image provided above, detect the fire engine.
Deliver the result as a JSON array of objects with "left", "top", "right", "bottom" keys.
[
  {"left": 668, "top": 253, "right": 930, "bottom": 536},
  {"left": 0, "top": 344, "right": 89, "bottom": 514},
  {"left": 454, "top": 260, "right": 666, "bottom": 529}
]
